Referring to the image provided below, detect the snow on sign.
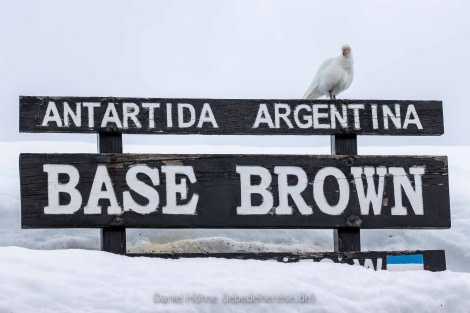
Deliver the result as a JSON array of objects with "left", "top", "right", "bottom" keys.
[
  {"left": 20, "top": 154, "right": 450, "bottom": 229},
  {"left": 19, "top": 96, "right": 444, "bottom": 135},
  {"left": 18, "top": 95, "right": 450, "bottom": 271},
  {"left": 140, "top": 250, "right": 446, "bottom": 272}
]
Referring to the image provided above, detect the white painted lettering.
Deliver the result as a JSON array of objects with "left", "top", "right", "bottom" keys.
[
  {"left": 403, "top": 104, "right": 423, "bottom": 129},
  {"left": 313, "top": 104, "right": 330, "bottom": 129},
  {"left": 389, "top": 167, "right": 425, "bottom": 215},
  {"left": 353, "top": 258, "right": 383, "bottom": 271},
  {"left": 84, "top": 165, "right": 121, "bottom": 215},
  {"left": 236, "top": 166, "right": 273, "bottom": 214},
  {"left": 330, "top": 104, "right": 348, "bottom": 129},
  {"left": 253, "top": 104, "right": 275, "bottom": 128},
  {"left": 351, "top": 167, "right": 387, "bottom": 215},
  {"left": 123, "top": 165, "right": 160, "bottom": 214},
  {"left": 101, "top": 103, "right": 123, "bottom": 128},
  {"left": 383, "top": 104, "right": 401, "bottom": 129},
  {"left": 123, "top": 103, "right": 142, "bottom": 128},
  {"left": 161, "top": 166, "right": 199, "bottom": 214},
  {"left": 166, "top": 103, "right": 173, "bottom": 128},
  {"left": 41, "top": 101, "right": 63, "bottom": 127},
  {"left": 63, "top": 102, "right": 81, "bottom": 127},
  {"left": 371, "top": 104, "right": 379, "bottom": 129},
  {"left": 83, "top": 102, "right": 100, "bottom": 128},
  {"left": 197, "top": 103, "right": 218, "bottom": 128},
  {"left": 142, "top": 103, "right": 160, "bottom": 129},
  {"left": 376, "top": 258, "right": 383, "bottom": 270},
  {"left": 363, "top": 259, "right": 375, "bottom": 269},
  {"left": 348, "top": 104, "right": 364, "bottom": 129},
  {"left": 274, "top": 103, "right": 294, "bottom": 128},
  {"left": 274, "top": 166, "right": 312, "bottom": 215},
  {"left": 313, "top": 167, "right": 349, "bottom": 215},
  {"left": 293, "top": 104, "right": 312, "bottom": 128},
  {"left": 178, "top": 103, "right": 196, "bottom": 128},
  {"left": 43, "top": 164, "right": 82, "bottom": 214}
]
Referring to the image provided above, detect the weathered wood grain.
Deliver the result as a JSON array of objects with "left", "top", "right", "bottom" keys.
[
  {"left": 99, "top": 131, "right": 126, "bottom": 254},
  {"left": 127, "top": 250, "right": 446, "bottom": 272},
  {"left": 20, "top": 153, "right": 450, "bottom": 229},
  {"left": 331, "top": 134, "right": 360, "bottom": 252},
  {"left": 19, "top": 96, "right": 444, "bottom": 135}
]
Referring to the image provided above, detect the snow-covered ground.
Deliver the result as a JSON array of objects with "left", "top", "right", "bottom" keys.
[{"left": 1, "top": 141, "right": 470, "bottom": 312}]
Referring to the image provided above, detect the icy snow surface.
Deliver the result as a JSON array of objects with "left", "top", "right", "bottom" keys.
[{"left": 1, "top": 141, "right": 469, "bottom": 312}]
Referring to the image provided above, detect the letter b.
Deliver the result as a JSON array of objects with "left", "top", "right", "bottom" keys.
[
  {"left": 43, "top": 164, "right": 82, "bottom": 214},
  {"left": 236, "top": 166, "right": 273, "bottom": 214}
]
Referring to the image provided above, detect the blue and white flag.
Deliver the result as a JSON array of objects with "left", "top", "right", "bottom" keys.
[{"left": 386, "top": 254, "right": 424, "bottom": 271}]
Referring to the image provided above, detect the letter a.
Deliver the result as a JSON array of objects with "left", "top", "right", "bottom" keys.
[
  {"left": 252, "top": 104, "right": 275, "bottom": 128},
  {"left": 84, "top": 165, "right": 121, "bottom": 215},
  {"left": 41, "top": 102, "right": 63, "bottom": 127}
]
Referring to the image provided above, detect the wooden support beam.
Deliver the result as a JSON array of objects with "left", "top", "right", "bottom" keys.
[
  {"left": 331, "top": 134, "right": 361, "bottom": 252},
  {"left": 98, "top": 130, "right": 126, "bottom": 255}
]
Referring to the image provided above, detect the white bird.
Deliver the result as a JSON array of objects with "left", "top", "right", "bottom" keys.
[{"left": 303, "top": 44, "right": 354, "bottom": 100}]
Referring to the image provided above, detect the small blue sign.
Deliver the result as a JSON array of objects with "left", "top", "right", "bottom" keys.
[{"left": 386, "top": 254, "right": 424, "bottom": 271}]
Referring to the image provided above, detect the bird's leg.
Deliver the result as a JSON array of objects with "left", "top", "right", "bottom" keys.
[{"left": 329, "top": 91, "right": 336, "bottom": 101}]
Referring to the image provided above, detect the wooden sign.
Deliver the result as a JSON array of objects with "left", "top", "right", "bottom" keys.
[
  {"left": 20, "top": 153, "right": 450, "bottom": 229},
  {"left": 19, "top": 96, "right": 444, "bottom": 135},
  {"left": 128, "top": 250, "right": 446, "bottom": 272}
]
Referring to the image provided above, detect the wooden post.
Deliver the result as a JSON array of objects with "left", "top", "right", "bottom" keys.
[
  {"left": 331, "top": 134, "right": 361, "bottom": 252},
  {"left": 98, "top": 129, "right": 126, "bottom": 254}
]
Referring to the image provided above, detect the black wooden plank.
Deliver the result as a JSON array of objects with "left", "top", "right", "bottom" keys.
[
  {"left": 331, "top": 134, "right": 358, "bottom": 155},
  {"left": 126, "top": 250, "right": 446, "bottom": 272},
  {"left": 19, "top": 96, "right": 444, "bottom": 136},
  {"left": 332, "top": 134, "right": 360, "bottom": 252},
  {"left": 101, "top": 226, "right": 126, "bottom": 254},
  {"left": 99, "top": 131, "right": 126, "bottom": 255},
  {"left": 20, "top": 153, "right": 450, "bottom": 229},
  {"left": 334, "top": 227, "right": 361, "bottom": 252},
  {"left": 98, "top": 130, "right": 123, "bottom": 153}
]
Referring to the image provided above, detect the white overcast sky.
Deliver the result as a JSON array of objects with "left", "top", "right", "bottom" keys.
[{"left": 1, "top": 0, "right": 469, "bottom": 147}]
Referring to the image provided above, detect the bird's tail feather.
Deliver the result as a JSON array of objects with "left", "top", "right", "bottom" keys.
[{"left": 303, "top": 85, "right": 322, "bottom": 99}]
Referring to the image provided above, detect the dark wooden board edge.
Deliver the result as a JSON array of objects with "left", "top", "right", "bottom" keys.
[
  {"left": 126, "top": 250, "right": 446, "bottom": 272},
  {"left": 19, "top": 96, "right": 444, "bottom": 136}
]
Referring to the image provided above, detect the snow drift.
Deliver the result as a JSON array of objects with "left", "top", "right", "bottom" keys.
[{"left": 1, "top": 141, "right": 469, "bottom": 312}]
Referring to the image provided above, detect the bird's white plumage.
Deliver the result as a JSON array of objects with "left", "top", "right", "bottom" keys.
[{"left": 303, "top": 45, "right": 354, "bottom": 100}]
